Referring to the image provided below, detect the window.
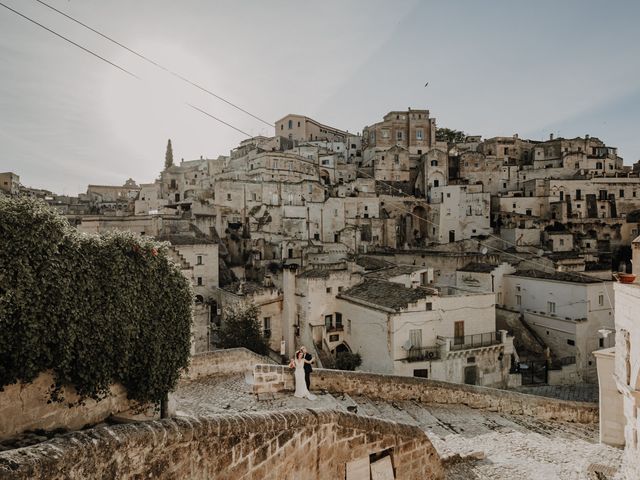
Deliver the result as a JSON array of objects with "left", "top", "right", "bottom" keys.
[
  {"left": 324, "top": 315, "right": 333, "bottom": 329},
  {"left": 338, "top": 286, "right": 343, "bottom": 292},
  {"left": 575, "top": 189, "right": 582, "bottom": 200},
  {"left": 197, "top": 277, "right": 203, "bottom": 286},
  {"left": 416, "top": 129, "right": 424, "bottom": 140},
  {"left": 547, "top": 301, "right": 556, "bottom": 314},
  {"left": 417, "top": 149, "right": 422, "bottom": 155},
  {"left": 598, "top": 294, "right": 604, "bottom": 306},
  {"left": 297, "top": 121, "right": 300, "bottom": 127},
  {"left": 347, "top": 319, "right": 352, "bottom": 334},
  {"left": 396, "top": 130, "right": 403, "bottom": 141},
  {"left": 413, "top": 369, "right": 428, "bottom": 378},
  {"left": 326, "top": 287, "right": 332, "bottom": 294},
  {"left": 227, "top": 193, "right": 232, "bottom": 201},
  {"left": 620, "top": 189, "right": 625, "bottom": 198},
  {"left": 559, "top": 239, "right": 565, "bottom": 246},
  {"left": 426, "top": 302, "right": 432, "bottom": 311},
  {"left": 335, "top": 312, "right": 343, "bottom": 329},
  {"left": 394, "top": 154, "right": 399, "bottom": 164},
  {"left": 251, "top": 192, "right": 257, "bottom": 201},
  {"left": 567, "top": 339, "right": 575, "bottom": 346},
  {"left": 409, "top": 329, "right": 422, "bottom": 348},
  {"left": 516, "top": 294, "right": 521, "bottom": 305},
  {"left": 431, "top": 160, "right": 438, "bottom": 167},
  {"left": 599, "top": 338, "right": 604, "bottom": 348},
  {"left": 381, "top": 129, "right": 390, "bottom": 139},
  {"left": 196, "top": 255, "right": 203, "bottom": 265},
  {"left": 263, "top": 317, "right": 271, "bottom": 338},
  {"left": 288, "top": 120, "right": 293, "bottom": 129}
]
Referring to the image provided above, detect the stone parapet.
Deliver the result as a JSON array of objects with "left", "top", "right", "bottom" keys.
[
  {"left": 253, "top": 365, "right": 598, "bottom": 424},
  {"left": 0, "top": 409, "right": 443, "bottom": 480},
  {"left": 182, "top": 347, "right": 277, "bottom": 382}
]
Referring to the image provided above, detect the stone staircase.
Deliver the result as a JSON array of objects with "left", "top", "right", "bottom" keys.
[{"left": 168, "top": 247, "right": 191, "bottom": 270}]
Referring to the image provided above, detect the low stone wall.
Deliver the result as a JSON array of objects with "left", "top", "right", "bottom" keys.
[
  {"left": 253, "top": 365, "right": 598, "bottom": 424},
  {"left": 182, "top": 347, "right": 277, "bottom": 382},
  {"left": 0, "top": 372, "right": 131, "bottom": 441},
  {"left": 0, "top": 409, "right": 444, "bottom": 480}
]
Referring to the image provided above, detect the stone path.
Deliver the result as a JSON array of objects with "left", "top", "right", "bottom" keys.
[
  {"left": 174, "top": 375, "right": 623, "bottom": 480},
  {"left": 511, "top": 384, "right": 599, "bottom": 403}
]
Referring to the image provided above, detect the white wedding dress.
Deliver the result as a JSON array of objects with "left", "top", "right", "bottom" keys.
[{"left": 293, "top": 358, "right": 316, "bottom": 400}]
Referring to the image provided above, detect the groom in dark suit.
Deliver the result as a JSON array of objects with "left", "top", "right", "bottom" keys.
[{"left": 300, "top": 346, "right": 314, "bottom": 389}]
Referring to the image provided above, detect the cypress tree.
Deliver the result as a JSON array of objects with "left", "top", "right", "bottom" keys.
[{"left": 164, "top": 139, "right": 174, "bottom": 169}]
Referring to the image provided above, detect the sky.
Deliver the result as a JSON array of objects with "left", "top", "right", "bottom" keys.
[{"left": 1, "top": 0, "right": 639, "bottom": 195}]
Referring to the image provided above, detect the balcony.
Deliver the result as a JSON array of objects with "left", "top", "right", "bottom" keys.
[
  {"left": 439, "top": 331, "right": 502, "bottom": 351},
  {"left": 405, "top": 346, "right": 440, "bottom": 363}
]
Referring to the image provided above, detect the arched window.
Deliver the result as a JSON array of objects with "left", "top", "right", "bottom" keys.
[
  {"left": 288, "top": 119, "right": 293, "bottom": 129},
  {"left": 430, "top": 160, "right": 438, "bottom": 166},
  {"left": 596, "top": 161, "right": 603, "bottom": 169}
]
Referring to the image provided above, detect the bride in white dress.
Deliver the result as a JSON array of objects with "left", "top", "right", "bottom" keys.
[{"left": 293, "top": 350, "right": 316, "bottom": 400}]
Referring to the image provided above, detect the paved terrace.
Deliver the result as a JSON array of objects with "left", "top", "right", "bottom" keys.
[{"left": 175, "top": 373, "right": 622, "bottom": 480}]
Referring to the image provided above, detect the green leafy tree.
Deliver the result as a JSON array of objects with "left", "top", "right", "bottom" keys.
[
  {"left": 164, "top": 139, "right": 174, "bottom": 169},
  {"left": 334, "top": 352, "right": 362, "bottom": 371},
  {"left": 0, "top": 196, "right": 193, "bottom": 404},
  {"left": 435, "top": 127, "right": 466, "bottom": 144},
  {"left": 218, "top": 301, "right": 268, "bottom": 355}
]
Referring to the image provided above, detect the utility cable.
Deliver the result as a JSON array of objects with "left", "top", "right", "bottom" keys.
[{"left": 34, "top": 0, "right": 274, "bottom": 127}]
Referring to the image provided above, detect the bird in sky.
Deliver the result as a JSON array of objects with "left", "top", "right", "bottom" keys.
[{"left": 424, "top": 82, "right": 429, "bottom": 87}]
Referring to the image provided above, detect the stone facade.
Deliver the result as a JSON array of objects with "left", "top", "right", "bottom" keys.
[{"left": 0, "top": 409, "right": 443, "bottom": 480}]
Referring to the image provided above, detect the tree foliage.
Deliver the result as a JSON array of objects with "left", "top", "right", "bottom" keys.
[
  {"left": 435, "top": 127, "right": 466, "bottom": 144},
  {"left": 165, "top": 139, "right": 174, "bottom": 169},
  {"left": 334, "top": 352, "right": 362, "bottom": 371},
  {"left": 218, "top": 301, "right": 268, "bottom": 355},
  {"left": 0, "top": 196, "right": 193, "bottom": 403}
]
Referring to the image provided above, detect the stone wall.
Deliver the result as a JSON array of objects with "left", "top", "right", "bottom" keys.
[
  {"left": 182, "top": 347, "right": 277, "bottom": 382},
  {"left": 0, "top": 409, "right": 444, "bottom": 480},
  {"left": 253, "top": 365, "right": 598, "bottom": 424},
  {"left": 0, "top": 372, "right": 131, "bottom": 441},
  {"left": 0, "top": 348, "right": 273, "bottom": 441}
]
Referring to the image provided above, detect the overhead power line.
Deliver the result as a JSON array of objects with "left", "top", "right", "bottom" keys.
[
  {"left": 34, "top": 0, "right": 274, "bottom": 128},
  {"left": 0, "top": 2, "right": 252, "bottom": 137},
  {"left": 0, "top": 1, "right": 137, "bottom": 79}
]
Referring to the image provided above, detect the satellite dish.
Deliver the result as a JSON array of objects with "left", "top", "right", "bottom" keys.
[
  {"left": 402, "top": 340, "right": 413, "bottom": 351},
  {"left": 481, "top": 247, "right": 488, "bottom": 255}
]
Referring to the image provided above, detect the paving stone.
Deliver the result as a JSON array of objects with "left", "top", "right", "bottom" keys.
[{"left": 173, "top": 374, "right": 623, "bottom": 480}]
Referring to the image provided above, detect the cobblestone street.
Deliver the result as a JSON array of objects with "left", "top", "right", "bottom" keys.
[{"left": 174, "top": 374, "right": 623, "bottom": 480}]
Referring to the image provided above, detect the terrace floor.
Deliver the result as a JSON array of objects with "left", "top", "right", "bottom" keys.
[{"left": 174, "top": 374, "right": 623, "bottom": 480}]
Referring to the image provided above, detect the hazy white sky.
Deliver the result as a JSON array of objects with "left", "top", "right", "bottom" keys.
[{"left": 1, "top": 0, "right": 639, "bottom": 194}]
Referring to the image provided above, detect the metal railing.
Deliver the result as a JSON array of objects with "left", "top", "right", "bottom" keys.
[
  {"left": 440, "top": 331, "right": 501, "bottom": 351},
  {"left": 405, "top": 347, "right": 440, "bottom": 363}
]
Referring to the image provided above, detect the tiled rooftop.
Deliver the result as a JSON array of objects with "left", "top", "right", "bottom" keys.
[
  {"left": 339, "top": 279, "right": 435, "bottom": 310},
  {"left": 511, "top": 269, "right": 603, "bottom": 284}
]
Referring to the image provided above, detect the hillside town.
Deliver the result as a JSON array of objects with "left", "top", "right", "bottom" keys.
[{"left": 3, "top": 107, "right": 640, "bottom": 478}]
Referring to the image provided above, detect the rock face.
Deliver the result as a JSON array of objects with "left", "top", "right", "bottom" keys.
[{"left": 0, "top": 409, "right": 444, "bottom": 480}]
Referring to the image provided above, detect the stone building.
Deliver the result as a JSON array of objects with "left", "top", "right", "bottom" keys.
[
  {"left": 595, "top": 238, "right": 640, "bottom": 479},
  {"left": 362, "top": 108, "right": 436, "bottom": 156},
  {"left": 502, "top": 269, "right": 614, "bottom": 383},
  {"left": 0, "top": 171, "right": 20, "bottom": 195},
  {"left": 275, "top": 114, "right": 349, "bottom": 143}
]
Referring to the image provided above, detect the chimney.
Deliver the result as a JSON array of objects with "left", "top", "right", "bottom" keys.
[
  {"left": 585, "top": 134, "right": 590, "bottom": 140},
  {"left": 549, "top": 133, "right": 554, "bottom": 141}
]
